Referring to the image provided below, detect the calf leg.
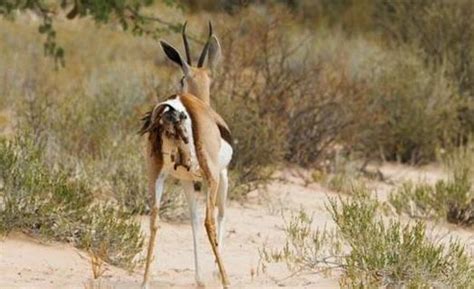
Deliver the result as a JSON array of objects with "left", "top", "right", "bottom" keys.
[{"left": 142, "top": 173, "right": 167, "bottom": 289}]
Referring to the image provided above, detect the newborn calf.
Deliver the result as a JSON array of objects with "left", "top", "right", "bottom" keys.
[{"left": 160, "top": 108, "right": 192, "bottom": 171}]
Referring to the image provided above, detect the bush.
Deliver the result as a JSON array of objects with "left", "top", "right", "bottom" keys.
[
  {"left": 214, "top": 8, "right": 368, "bottom": 169},
  {"left": 0, "top": 134, "right": 144, "bottom": 269},
  {"left": 1, "top": 2, "right": 473, "bottom": 205},
  {"left": 260, "top": 190, "right": 473, "bottom": 288},
  {"left": 329, "top": 191, "right": 474, "bottom": 288},
  {"left": 257, "top": 1, "right": 474, "bottom": 160},
  {"left": 390, "top": 145, "right": 474, "bottom": 226},
  {"left": 212, "top": 9, "right": 293, "bottom": 194},
  {"left": 259, "top": 209, "right": 341, "bottom": 273},
  {"left": 313, "top": 153, "right": 369, "bottom": 194},
  {"left": 344, "top": 45, "right": 463, "bottom": 163},
  {"left": 374, "top": 1, "right": 474, "bottom": 96}
]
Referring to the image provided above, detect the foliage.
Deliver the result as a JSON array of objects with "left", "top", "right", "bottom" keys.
[
  {"left": 335, "top": 43, "right": 464, "bottom": 164},
  {"left": 212, "top": 9, "right": 292, "bottom": 194},
  {"left": 2, "top": 0, "right": 474, "bottom": 169},
  {"left": 260, "top": 190, "right": 473, "bottom": 288},
  {"left": 0, "top": 134, "right": 144, "bottom": 269},
  {"left": 390, "top": 145, "right": 474, "bottom": 226},
  {"left": 259, "top": 209, "right": 341, "bottom": 273},
  {"left": 314, "top": 153, "right": 368, "bottom": 194},
  {"left": 0, "top": 0, "right": 178, "bottom": 65},
  {"left": 328, "top": 192, "right": 474, "bottom": 288},
  {"left": 214, "top": 8, "right": 361, "bottom": 169},
  {"left": 374, "top": 0, "right": 474, "bottom": 97},
  {"left": 0, "top": 17, "right": 189, "bottom": 217},
  {"left": 1, "top": 0, "right": 474, "bottom": 211}
]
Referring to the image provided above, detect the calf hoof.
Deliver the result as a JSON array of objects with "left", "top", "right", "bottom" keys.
[{"left": 195, "top": 276, "right": 205, "bottom": 287}]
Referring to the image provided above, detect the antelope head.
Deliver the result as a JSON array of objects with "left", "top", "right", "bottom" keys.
[{"left": 160, "top": 22, "right": 222, "bottom": 105}]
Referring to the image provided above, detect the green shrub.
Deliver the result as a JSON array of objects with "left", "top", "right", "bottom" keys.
[
  {"left": 315, "top": 154, "right": 368, "bottom": 194},
  {"left": 260, "top": 190, "right": 473, "bottom": 288},
  {"left": 328, "top": 192, "right": 473, "bottom": 288},
  {"left": 1, "top": 2, "right": 472, "bottom": 203},
  {"left": 374, "top": 0, "right": 474, "bottom": 96},
  {"left": 390, "top": 145, "right": 473, "bottom": 226},
  {"left": 78, "top": 204, "right": 144, "bottom": 269},
  {"left": 213, "top": 10, "right": 292, "bottom": 195},
  {"left": 259, "top": 209, "right": 341, "bottom": 273},
  {"left": 0, "top": 134, "right": 144, "bottom": 269},
  {"left": 215, "top": 94, "right": 284, "bottom": 199},
  {"left": 348, "top": 47, "right": 463, "bottom": 163}
]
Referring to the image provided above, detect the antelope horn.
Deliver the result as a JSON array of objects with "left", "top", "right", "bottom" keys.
[
  {"left": 197, "top": 21, "right": 213, "bottom": 68},
  {"left": 182, "top": 21, "right": 192, "bottom": 65}
]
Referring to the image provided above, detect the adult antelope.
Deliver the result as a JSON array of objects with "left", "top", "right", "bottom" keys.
[{"left": 141, "top": 22, "right": 232, "bottom": 289}]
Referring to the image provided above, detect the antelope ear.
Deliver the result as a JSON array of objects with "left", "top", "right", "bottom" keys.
[
  {"left": 207, "top": 35, "right": 221, "bottom": 69},
  {"left": 160, "top": 41, "right": 191, "bottom": 76}
]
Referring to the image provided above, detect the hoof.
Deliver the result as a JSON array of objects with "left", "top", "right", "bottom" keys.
[
  {"left": 141, "top": 282, "right": 149, "bottom": 289},
  {"left": 213, "top": 271, "right": 230, "bottom": 289},
  {"left": 196, "top": 277, "right": 205, "bottom": 287}
]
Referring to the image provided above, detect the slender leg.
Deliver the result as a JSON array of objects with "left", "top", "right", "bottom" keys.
[
  {"left": 142, "top": 173, "right": 167, "bottom": 289},
  {"left": 216, "top": 169, "right": 229, "bottom": 253},
  {"left": 204, "top": 179, "right": 230, "bottom": 288},
  {"left": 182, "top": 181, "right": 204, "bottom": 286},
  {"left": 213, "top": 170, "right": 229, "bottom": 279}
]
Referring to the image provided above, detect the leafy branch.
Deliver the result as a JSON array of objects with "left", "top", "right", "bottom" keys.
[{"left": 0, "top": 0, "right": 179, "bottom": 66}]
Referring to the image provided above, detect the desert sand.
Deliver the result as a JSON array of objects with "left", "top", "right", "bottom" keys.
[{"left": 1, "top": 164, "right": 472, "bottom": 289}]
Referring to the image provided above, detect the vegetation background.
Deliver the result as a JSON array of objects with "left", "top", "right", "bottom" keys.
[{"left": 0, "top": 0, "right": 473, "bottom": 287}]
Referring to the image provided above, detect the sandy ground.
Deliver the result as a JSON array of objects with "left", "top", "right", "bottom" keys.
[{"left": 1, "top": 164, "right": 473, "bottom": 289}]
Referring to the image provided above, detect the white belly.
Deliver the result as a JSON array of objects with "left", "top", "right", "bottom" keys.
[{"left": 219, "top": 139, "right": 233, "bottom": 169}]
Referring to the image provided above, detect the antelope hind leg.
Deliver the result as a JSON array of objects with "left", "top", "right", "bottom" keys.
[{"left": 204, "top": 179, "right": 230, "bottom": 288}]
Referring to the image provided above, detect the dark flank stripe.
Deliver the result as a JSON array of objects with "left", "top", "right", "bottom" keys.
[{"left": 217, "top": 124, "right": 233, "bottom": 148}]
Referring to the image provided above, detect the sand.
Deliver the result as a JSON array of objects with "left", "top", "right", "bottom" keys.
[{"left": 1, "top": 163, "right": 472, "bottom": 288}]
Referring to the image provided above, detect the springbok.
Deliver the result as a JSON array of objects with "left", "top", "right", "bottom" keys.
[{"left": 141, "top": 22, "right": 232, "bottom": 289}]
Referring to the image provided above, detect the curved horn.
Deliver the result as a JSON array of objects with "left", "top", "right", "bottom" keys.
[
  {"left": 197, "top": 21, "right": 213, "bottom": 68},
  {"left": 182, "top": 21, "right": 192, "bottom": 65}
]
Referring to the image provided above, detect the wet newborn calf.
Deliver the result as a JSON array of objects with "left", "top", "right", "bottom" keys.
[{"left": 160, "top": 108, "right": 192, "bottom": 171}]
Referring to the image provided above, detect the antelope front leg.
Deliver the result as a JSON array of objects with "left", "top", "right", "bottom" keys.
[
  {"left": 204, "top": 180, "right": 230, "bottom": 288},
  {"left": 142, "top": 173, "right": 167, "bottom": 289}
]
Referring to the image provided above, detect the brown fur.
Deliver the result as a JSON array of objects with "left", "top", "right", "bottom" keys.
[
  {"left": 170, "top": 123, "right": 192, "bottom": 171},
  {"left": 146, "top": 25, "right": 229, "bottom": 288},
  {"left": 139, "top": 110, "right": 163, "bottom": 156},
  {"left": 142, "top": 93, "right": 231, "bottom": 288},
  {"left": 179, "top": 93, "right": 223, "bottom": 180},
  {"left": 182, "top": 67, "right": 212, "bottom": 104}
]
